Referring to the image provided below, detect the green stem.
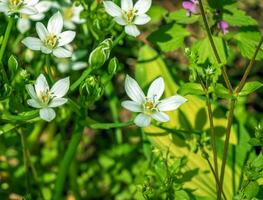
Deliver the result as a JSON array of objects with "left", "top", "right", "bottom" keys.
[
  {"left": 235, "top": 36, "right": 263, "bottom": 94},
  {"left": 69, "top": 67, "right": 93, "bottom": 92},
  {"left": 45, "top": 55, "right": 54, "bottom": 84},
  {"left": 90, "top": 120, "right": 134, "bottom": 130},
  {"left": 217, "top": 99, "right": 236, "bottom": 200},
  {"left": 20, "top": 130, "right": 31, "bottom": 193},
  {"left": 0, "top": 17, "right": 14, "bottom": 83},
  {"left": 1, "top": 110, "right": 39, "bottom": 122},
  {"left": 52, "top": 125, "right": 83, "bottom": 200},
  {"left": 112, "top": 31, "right": 126, "bottom": 48},
  {"left": 198, "top": 0, "right": 233, "bottom": 94}
]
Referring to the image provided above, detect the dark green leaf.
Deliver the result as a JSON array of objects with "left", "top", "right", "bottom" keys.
[
  {"left": 148, "top": 23, "right": 190, "bottom": 52},
  {"left": 239, "top": 81, "right": 263, "bottom": 96}
]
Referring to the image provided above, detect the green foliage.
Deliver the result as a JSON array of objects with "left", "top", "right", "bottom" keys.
[
  {"left": 178, "top": 83, "right": 205, "bottom": 96},
  {"left": 239, "top": 81, "right": 263, "bottom": 96},
  {"left": 168, "top": 9, "right": 200, "bottom": 24},
  {"left": 148, "top": 23, "right": 190, "bottom": 52}
]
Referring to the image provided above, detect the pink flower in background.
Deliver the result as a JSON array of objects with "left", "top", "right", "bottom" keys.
[
  {"left": 218, "top": 21, "right": 229, "bottom": 34},
  {"left": 182, "top": 0, "right": 199, "bottom": 16}
]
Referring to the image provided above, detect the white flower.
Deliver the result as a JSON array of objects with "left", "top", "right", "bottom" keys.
[
  {"left": 21, "top": 12, "right": 76, "bottom": 58},
  {"left": 121, "top": 75, "right": 187, "bottom": 127},
  {"left": 62, "top": 3, "right": 85, "bottom": 30},
  {"left": 0, "top": 0, "right": 39, "bottom": 15},
  {"left": 26, "top": 74, "right": 70, "bottom": 122},
  {"left": 17, "top": 1, "right": 53, "bottom": 34},
  {"left": 103, "top": 0, "right": 152, "bottom": 37}
]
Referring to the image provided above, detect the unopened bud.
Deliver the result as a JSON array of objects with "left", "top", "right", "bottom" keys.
[{"left": 108, "top": 57, "right": 119, "bottom": 75}]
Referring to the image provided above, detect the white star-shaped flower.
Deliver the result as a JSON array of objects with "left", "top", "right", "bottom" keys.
[
  {"left": 122, "top": 75, "right": 187, "bottom": 127},
  {"left": 0, "top": 0, "right": 39, "bottom": 15},
  {"left": 103, "top": 0, "right": 152, "bottom": 37},
  {"left": 26, "top": 74, "right": 70, "bottom": 122},
  {"left": 22, "top": 12, "right": 76, "bottom": 58},
  {"left": 62, "top": 3, "right": 85, "bottom": 30}
]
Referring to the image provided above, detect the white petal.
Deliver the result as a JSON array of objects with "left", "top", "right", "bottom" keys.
[
  {"left": 121, "top": 0, "right": 133, "bottom": 11},
  {"left": 125, "top": 24, "right": 140, "bottom": 37},
  {"left": 134, "top": 113, "right": 151, "bottom": 127},
  {"left": 103, "top": 1, "right": 122, "bottom": 17},
  {"left": 147, "top": 77, "right": 164, "bottom": 100},
  {"left": 134, "top": 14, "right": 151, "bottom": 25},
  {"left": 20, "top": 6, "right": 38, "bottom": 15},
  {"left": 151, "top": 111, "right": 170, "bottom": 122},
  {"left": 40, "top": 46, "right": 52, "bottom": 54},
  {"left": 58, "top": 31, "right": 76, "bottom": 47},
  {"left": 157, "top": 95, "right": 187, "bottom": 111},
  {"left": 121, "top": 100, "right": 142, "bottom": 112},
  {"left": 53, "top": 47, "right": 72, "bottom": 58},
  {"left": 24, "top": 0, "right": 39, "bottom": 6},
  {"left": 35, "top": 1, "right": 52, "bottom": 12},
  {"left": 35, "top": 74, "right": 49, "bottom": 96},
  {"left": 64, "top": 21, "right": 76, "bottom": 30},
  {"left": 17, "top": 18, "right": 31, "bottom": 34},
  {"left": 114, "top": 16, "right": 126, "bottom": 25},
  {"left": 27, "top": 99, "right": 41, "bottom": 108},
  {"left": 39, "top": 108, "right": 56, "bottom": 122},
  {"left": 30, "top": 13, "right": 45, "bottom": 21},
  {"left": 48, "top": 12, "right": 63, "bottom": 34},
  {"left": 134, "top": 0, "right": 152, "bottom": 14},
  {"left": 124, "top": 75, "right": 145, "bottom": 104},
  {"left": 50, "top": 77, "right": 70, "bottom": 98},
  {"left": 22, "top": 37, "right": 43, "bottom": 51},
  {"left": 36, "top": 22, "right": 48, "bottom": 41},
  {"left": 49, "top": 98, "right": 67, "bottom": 107},
  {"left": 0, "top": 3, "right": 9, "bottom": 14},
  {"left": 26, "top": 84, "right": 37, "bottom": 99}
]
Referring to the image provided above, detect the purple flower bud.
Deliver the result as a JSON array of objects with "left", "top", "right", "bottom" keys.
[{"left": 217, "top": 21, "right": 229, "bottom": 35}]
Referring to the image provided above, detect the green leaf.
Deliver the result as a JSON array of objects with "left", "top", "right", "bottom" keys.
[
  {"left": 174, "top": 190, "right": 190, "bottom": 200},
  {"left": 248, "top": 138, "right": 262, "bottom": 147},
  {"left": 244, "top": 181, "right": 259, "bottom": 199},
  {"left": 192, "top": 36, "right": 228, "bottom": 64},
  {"left": 148, "top": 23, "right": 190, "bottom": 52},
  {"left": 214, "top": 84, "right": 232, "bottom": 99},
  {"left": 168, "top": 9, "right": 200, "bottom": 24},
  {"left": 148, "top": 5, "right": 168, "bottom": 24},
  {"left": 239, "top": 81, "right": 263, "bottom": 96},
  {"left": 177, "top": 83, "right": 205, "bottom": 96},
  {"left": 223, "top": 4, "right": 258, "bottom": 26},
  {"left": 234, "top": 32, "right": 263, "bottom": 60}
]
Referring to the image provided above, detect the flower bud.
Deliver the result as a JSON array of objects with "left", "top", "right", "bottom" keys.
[
  {"left": 88, "top": 39, "right": 112, "bottom": 69},
  {"left": 108, "top": 57, "right": 119, "bottom": 75}
]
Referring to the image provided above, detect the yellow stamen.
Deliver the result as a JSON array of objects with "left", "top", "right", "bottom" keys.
[{"left": 44, "top": 34, "right": 58, "bottom": 49}]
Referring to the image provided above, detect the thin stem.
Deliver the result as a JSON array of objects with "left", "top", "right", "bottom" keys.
[
  {"left": 112, "top": 31, "right": 126, "bottom": 48},
  {"left": 236, "top": 36, "right": 263, "bottom": 94},
  {"left": 206, "top": 94, "right": 219, "bottom": 189},
  {"left": 69, "top": 67, "right": 93, "bottom": 92},
  {"left": 45, "top": 55, "right": 54, "bottom": 84},
  {"left": 90, "top": 120, "right": 134, "bottom": 130},
  {"left": 1, "top": 110, "right": 39, "bottom": 122},
  {"left": 0, "top": 17, "right": 14, "bottom": 83},
  {"left": 20, "top": 130, "right": 31, "bottom": 193},
  {"left": 198, "top": 0, "right": 233, "bottom": 94},
  {"left": 52, "top": 125, "right": 83, "bottom": 200},
  {"left": 217, "top": 99, "right": 235, "bottom": 200}
]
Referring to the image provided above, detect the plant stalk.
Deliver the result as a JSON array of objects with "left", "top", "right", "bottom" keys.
[
  {"left": 198, "top": 0, "right": 233, "bottom": 94},
  {"left": 112, "top": 31, "right": 126, "bottom": 48},
  {"left": 70, "top": 67, "right": 93, "bottom": 92}
]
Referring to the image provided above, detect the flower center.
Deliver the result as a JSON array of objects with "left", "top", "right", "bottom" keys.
[
  {"left": 8, "top": 0, "right": 23, "bottom": 11},
  {"left": 63, "top": 7, "right": 74, "bottom": 21},
  {"left": 123, "top": 9, "right": 137, "bottom": 24},
  {"left": 44, "top": 34, "right": 58, "bottom": 49},
  {"left": 143, "top": 99, "right": 158, "bottom": 115},
  {"left": 38, "top": 90, "right": 52, "bottom": 105}
]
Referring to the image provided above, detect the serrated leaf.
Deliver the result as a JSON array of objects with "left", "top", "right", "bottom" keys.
[
  {"left": 178, "top": 83, "right": 205, "bottom": 96},
  {"left": 239, "top": 81, "right": 263, "bottom": 96},
  {"left": 148, "top": 23, "right": 190, "bottom": 52},
  {"left": 168, "top": 9, "right": 200, "bottom": 24},
  {"left": 192, "top": 36, "right": 228, "bottom": 64},
  {"left": 223, "top": 4, "right": 258, "bottom": 26},
  {"left": 234, "top": 32, "right": 263, "bottom": 60}
]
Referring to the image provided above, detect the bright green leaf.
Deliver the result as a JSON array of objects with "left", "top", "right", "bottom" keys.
[
  {"left": 244, "top": 181, "right": 259, "bottom": 199},
  {"left": 168, "top": 9, "right": 200, "bottom": 24},
  {"left": 214, "top": 84, "right": 232, "bottom": 99},
  {"left": 178, "top": 83, "right": 205, "bottom": 96},
  {"left": 239, "top": 81, "right": 263, "bottom": 96},
  {"left": 148, "top": 23, "right": 190, "bottom": 52}
]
